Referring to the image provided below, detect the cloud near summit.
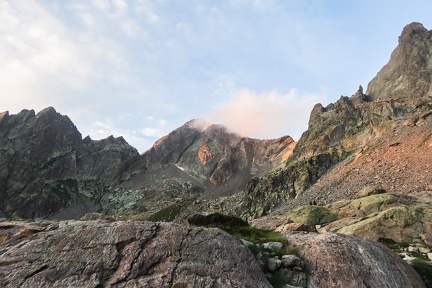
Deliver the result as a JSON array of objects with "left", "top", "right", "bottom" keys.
[{"left": 204, "top": 89, "right": 327, "bottom": 140}]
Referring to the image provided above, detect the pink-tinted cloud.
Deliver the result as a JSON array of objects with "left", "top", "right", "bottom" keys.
[{"left": 204, "top": 89, "right": 328, "bottom": 140}]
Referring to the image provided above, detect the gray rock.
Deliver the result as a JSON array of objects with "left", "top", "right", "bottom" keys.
[
  {"left": 428, "top": 253, "right": 432, "bottom": 261},
  {"left": 408, "top": 246, "right": 420, "bottom": 253},
  {"left": 267, "top": 257, "right": 282, "bottom": 273},
  {"left": 262, "top": 241, "right": 284, "bottom": 251},
  {"left": 367, "top": 22, "right": 432, "bottom": 100},
  {"left": 240, "top": 238, "right": 254, "bottom": 247},
  {"left": 0, "top": 108, "right": 139, "bottom": 219},
  {"left": 278, "top": 268, "right": 307, "bottom": 287},
  {"left": 355, "top": 186, "right": 386, "bottom": 199},
  {"left": 0, "top": 220, "right": 271, "bottom": 287},
  {"left": 286, "top": 232, "right": 426, "bottom": 288},
  {"left": 281, "top": 255, "right": 304, "bottom": 269}
]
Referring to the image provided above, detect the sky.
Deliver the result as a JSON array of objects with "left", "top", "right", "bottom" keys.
[{"left": 1, "top": 0, "right": 432, "bottom": 153}]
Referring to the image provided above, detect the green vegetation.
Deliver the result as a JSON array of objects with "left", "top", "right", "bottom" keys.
[
  {"left": 147, "top": 203, "right": 184, "bottom": 222},
  {"left": 411, "top": 258, "right": 432, "bottom": 287},
  {"left": 188, "top": 212, "right": 303, "bottom": 288},
  {"left": 378, "top": 237, "right": 410, "bottom": 251},
  {"left": 378, "top": 238, "right": 432, "bottom": 287},
  {"left": 223, "top": 226, "right": 288, "bottom": 246},
  {"left": 188, "top": 213, "right": 248, "bottom": 228},
  {"left": 268, "top": 272, "right": 288, "bottom": 288},
  {"left": 188, "top": 213, "right": 301, "bottom": 258},
  {"left": 281, "top": 205, "right": 338, "bottom": 226}
]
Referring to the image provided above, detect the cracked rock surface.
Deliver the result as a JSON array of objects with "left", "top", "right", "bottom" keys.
[
  {"left": 286, "top": 232, "right": 426, "bottom": 288},
  {"left": 0, "top": 219, "right": 270, "bottom": 287}
]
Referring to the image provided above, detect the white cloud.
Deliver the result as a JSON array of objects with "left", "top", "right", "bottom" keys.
[
  {"left": 204, "top": 89, "right": 328, "bottom": 140},
  {"left": 3, "top": 0, "right": 426, "bottom": 152}
]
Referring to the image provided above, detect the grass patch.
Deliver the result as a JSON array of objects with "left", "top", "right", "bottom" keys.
[
  {"left": 272, "top": 246, "right": 301, "bottom": 258},
  {"left": 268, "top": 272, "right": 288, "bottom": 288},
  {"left": 411, "top": 258, "right": 432, "bottom": 287},
  {"left": 188, "top": 213, "right": 301, "bottom": 258},
  {"left": 147, "top": 203, "right": 184, "bottom": 222},
  {"left": 378, "top": 237, "right": 410, "bottom": 252}
]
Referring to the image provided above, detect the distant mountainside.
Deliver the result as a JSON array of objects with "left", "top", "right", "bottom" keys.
[
  {"left": 0, "top": 107, "right": 139, "bottom": 218},
  {"left": 0, "top": 110, "right": 294, "bottom": 219}
]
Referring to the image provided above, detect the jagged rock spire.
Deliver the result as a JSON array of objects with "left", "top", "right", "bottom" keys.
[{"left": 366, "top": 22, "right": 432, "bottom": 99}]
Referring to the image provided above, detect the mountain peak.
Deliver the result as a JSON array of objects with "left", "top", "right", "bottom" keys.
[
  {"left": 366, "top": 22, "right": 432, "bottom": 100},
  {"left": 184, "top": 118, "right": 211, "bottom": 131}
]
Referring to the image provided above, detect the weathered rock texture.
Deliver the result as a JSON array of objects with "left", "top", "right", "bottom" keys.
[
  {"left": 137, "top": 119, "right": 295, "bottom": 192},
  {"left": 0, "top": 219, "right": 270, "bottom": 287},
  {"left": 321, "top": 193, "right": 432, "bottom": 245},
  {"left": 286, "top": 232, "right": 426, "bottom": 288}
]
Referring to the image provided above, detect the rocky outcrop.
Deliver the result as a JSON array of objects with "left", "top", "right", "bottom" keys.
[
  {"left": 238, "top": 148, "right": 345, "bottom": 220},
  {"left": 0, "top": 219, "right": 270, "bottom": 287},
  {"left": 280, "top": 205, "right": 338, "bottom": 227},
  {"left": 367, "top": 22, "right": 432, "bottom": 100},
  {"left": 0, "top": 107, "right": 139, "bottom": 219},
  {"left": 286, "top": 232, "right": 426, "bottom": 288},
  {"left": 322, "top": 197, "right": 432, "bottom": 245},
  {"left": 140, "top": 119, "right": 295, "bottom": 187}
]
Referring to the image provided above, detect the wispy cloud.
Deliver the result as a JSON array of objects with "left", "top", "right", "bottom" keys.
[
  {"left": 204, "top": 89, "right": 328, "bottom": 140},
  {"left": 2, "top": 0, "right": 430, "bottom": 152}
]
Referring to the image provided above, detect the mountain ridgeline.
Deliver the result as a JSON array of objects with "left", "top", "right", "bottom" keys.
[
  {"left": 1, "top": 22, "right": 432, "bottom": 288},
  {"left": 0, "top": 22, "right": 431, "bottom": 223},
  {"left": 0, "top": 109, "right": 295, "bottom": 219}
]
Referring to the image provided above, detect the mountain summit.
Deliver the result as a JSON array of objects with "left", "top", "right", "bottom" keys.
[{"left": 367, "top": 22, "right": 432, "bottom": 99}]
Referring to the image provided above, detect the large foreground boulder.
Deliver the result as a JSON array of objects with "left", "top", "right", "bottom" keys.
[
  {"left": 286, "top": 232, "right": 426, "bottom": 288},
  {"left": 0, "top": 220, "right": 270, "bottom": 287}
]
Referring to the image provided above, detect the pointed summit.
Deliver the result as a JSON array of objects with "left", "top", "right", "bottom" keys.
[{"left": 366, "top": 22, "right": 432, "bottom": 100}]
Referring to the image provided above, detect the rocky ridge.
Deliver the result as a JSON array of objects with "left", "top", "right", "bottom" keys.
[
  {"left": 0, "top": 107, "right": 139, "bottom": 219},
  {"left": 236, "top": 22, "right": 432, "bottom": 221},
  {"left": 0, "top": 110, "right": 295, "bottom": 220}
]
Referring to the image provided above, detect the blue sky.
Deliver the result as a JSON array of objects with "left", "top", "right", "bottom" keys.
[{"left": 1, "top": 0, "right": 432, "bottom": 152}]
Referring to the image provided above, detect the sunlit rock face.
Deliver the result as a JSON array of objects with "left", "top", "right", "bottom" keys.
[{"left": 139, "top": 118, "right": 295, "bottom": 188}]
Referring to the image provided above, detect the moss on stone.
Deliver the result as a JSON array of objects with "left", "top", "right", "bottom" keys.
[{"left": 282, "top": 205, "right": 338, "bottom": 226}]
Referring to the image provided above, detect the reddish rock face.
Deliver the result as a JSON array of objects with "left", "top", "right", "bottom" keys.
[
  {"left": 138, "top": 118, "right": 295, "bottom": 190},
  {"left": 0, "top": 220, "right": 271, "bottom": 288}
]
